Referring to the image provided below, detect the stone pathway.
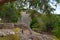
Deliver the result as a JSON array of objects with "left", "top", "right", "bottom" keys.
[
  {"left": 18, "top": 29, "right": 55, "bottom": 40},
  {"left": 0, "top": 29, "right": 55, "bottom": 40}
]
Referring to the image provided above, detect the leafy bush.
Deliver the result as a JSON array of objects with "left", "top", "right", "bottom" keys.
[
  {"left": 0, "top": 3, "right": 20, "bottom": 23},
  {"left": 30, "top": 15, "right": 46, "bottom": 33},
  {"left": 30, "top": 17, "right": 38, "bottom": 29},
  {"left": 52, "top": 16, "right": 60, "bottom": 38}
]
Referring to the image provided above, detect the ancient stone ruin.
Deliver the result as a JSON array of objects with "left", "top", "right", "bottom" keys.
[
  {"left": 0, "top": 23, "right": 14, "bottom": 29},
  {"left": 0, "top": 23, "right": 55, "bottom": 40}
]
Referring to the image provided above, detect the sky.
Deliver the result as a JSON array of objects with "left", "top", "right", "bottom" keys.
[
  {"left": 23, "top": 0, "right": 60, "bottom": 14},
  {"left": 50, "top": 0, "right": 60, "bottom": 14},
  {"left": 54, "top": 4, "right": 60, "bottom": 14}
]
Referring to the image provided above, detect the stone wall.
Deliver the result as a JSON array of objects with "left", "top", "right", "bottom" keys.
[{"left": 0, "top": 23, "right": 14, "bottom": 29}]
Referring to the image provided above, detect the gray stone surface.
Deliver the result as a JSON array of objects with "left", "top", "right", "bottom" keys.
[
  {"left": 0, "top": 23, "right": 14, "bottom": 29},
  {"left": 0, "top": 29, "right": 15, "bottom": 36},
  {"left": 17, "top": 11, "right": 31, "bottom": 27}
]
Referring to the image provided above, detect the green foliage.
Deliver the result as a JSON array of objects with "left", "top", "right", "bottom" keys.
[
  {"left": 52, "top": 15, "right": 60, "bottom": 38},
  {"left": 40, "top": 14, "right": 55, "bottom": 32},
  {"left": 30, "top": 18, "right": 38, "bottom": 28},
  {"left": 30, "top": 10, "right": 38, "bottom": 29},
  {"left": 0, "top": 0, "right": 60, "bottom": 39},
  {"left": 30, "top": 11, "right": 46, "bottom": 32},
  {"left": 15, "top": 0, "right": 60, "bottom": 39},
  {"left": 30, "top": 11, "right": 57, "bottom": 33},
  {"left": 15, "top": 0, "right": 60, "bottom": 14},
  {"left": 0, "top": 3, "right": 20, "bottom": 23}
]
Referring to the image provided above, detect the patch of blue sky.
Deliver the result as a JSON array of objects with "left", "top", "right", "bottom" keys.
[
  {"left": 50, "top": 0, "right": 60, "bottom": 14},
  {"left": 54, "top": 4, "right": 60, "bottom": 14},
  {"left": 24, "top": 0, "right": 60, "bottom": 14}
]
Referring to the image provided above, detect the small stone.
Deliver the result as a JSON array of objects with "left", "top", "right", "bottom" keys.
[
  {"left": 9, "top": 32, "right": 15, "bottom": 35},
  {"left": 2, "top": 33, "right": 6, "bottom": 36}
]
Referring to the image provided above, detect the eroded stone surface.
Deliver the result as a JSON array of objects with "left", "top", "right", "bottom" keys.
[
  {"left": 0, "top": 23, "right": 55, "bottom": 40},
  {"left": 0, "top": 29, "right": 15, "bottom": 36}
]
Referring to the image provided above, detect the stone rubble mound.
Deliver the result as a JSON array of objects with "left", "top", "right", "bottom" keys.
[
  {"left": 0, "top": 29, "right": 15, "bottom": 36},
  {"left": 0, "top": 23, "right": 55, "bottom": 40}
]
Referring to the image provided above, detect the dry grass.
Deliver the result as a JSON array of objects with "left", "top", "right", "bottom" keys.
[{"left": 0, "top": 34, "right": 19, "bottom": 40}]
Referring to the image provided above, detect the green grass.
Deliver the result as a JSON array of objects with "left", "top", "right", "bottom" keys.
[{"left": 54, "top": 36, "right": 60, "bottom": 40}]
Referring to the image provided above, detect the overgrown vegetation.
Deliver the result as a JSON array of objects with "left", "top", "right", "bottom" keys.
[
  {"left": 0, "top": 0, "right": 60, "bottom": 40},
  {"left": 30, "top": 11, "right": 60, "bottom": 39},
  {"left": 0, "top": 34, "right": 19, "bottom": 40},
  {"left": 52, "top": 15, "right": 60, "bottom": 39},
  {"left": 0, "top": 3, "right": 20, "bottom": 23}
]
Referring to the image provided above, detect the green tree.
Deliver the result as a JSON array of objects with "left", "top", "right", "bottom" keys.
[
  {"left": 52, "top": 15, "right": 60, "bottom": 38},
  {"left": 0, "top": 3, "right": 20, "bottom": 23}
]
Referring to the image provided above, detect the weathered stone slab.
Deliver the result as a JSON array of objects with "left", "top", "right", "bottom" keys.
[{"left": 0, "top": 23, "right": 14, "bottom": 29}]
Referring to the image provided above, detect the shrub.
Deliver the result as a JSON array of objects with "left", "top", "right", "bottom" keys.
[{"left": 52, "top": 16, "right": 60, "bottom": 39}]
